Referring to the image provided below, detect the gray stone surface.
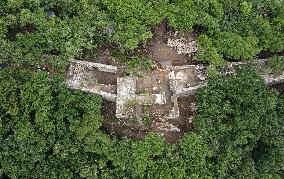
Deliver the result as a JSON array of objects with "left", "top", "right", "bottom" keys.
[
  {"left": 263, "top": 73, "right": 284, "bottom": 85},
  {"left": 66, "top": 58, "right": 284, "bottom": 123},
  {"left": 47, "top": 11, "right": 56, "bottom": 18},
  {"left": 67, "top": 62, "right": 91, "bottom": 88},
  {"left": 70, "top": 60, "right": 118, "bottom": 73},
  {"left": 166, "top": 94, "right": 179, "bottom": 119},
  {"left": 67, "top": 61, "right": 117, "bottom": 102},
  {"left": 159, "top": 61, "right": 172, "bottom": 69},
  {"left": 155, "top": 120, "right": 181, "bottom": 132},
  {"left": 116, "top": 77, "right": 137, "bottom": 118},
  {"left": 167, "top": 38, "right": 197, "bottom": 55}
]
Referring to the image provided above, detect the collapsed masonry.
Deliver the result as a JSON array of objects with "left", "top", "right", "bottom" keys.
[
  {"left": 67, "top": 60, "right": 207, "bottom": 122},
  {"left": 221, "top": 59, "right": 284, "bottom": 85},
  {"left": 167, "top": 37, "right": 197, "bottom": 56},
  {"left": 67, "top": 60, "right": 118, "bottom": 102},
  {"left": 66, "top": 58, "right": 284, "bottom": 133}
]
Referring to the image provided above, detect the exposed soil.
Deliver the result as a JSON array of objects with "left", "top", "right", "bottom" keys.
[
  {"left": 92, "top": 70, "right": 118, "bottom": 85},
  {"left": 136, "top": 69, "right": 169, "bottom": 94},
  {"left": 101, "top": 100, "right": 148, "bottom": 140},
  {"left": 155, "top": 95, "right": 196, "bottom": 143},
  {"left": 101, "top": 100, "right": 117, "bottom": 119},
  {"left": 81, "top": 19, "right": 199, "bottom": 143},
  {"left": 81, "top": 44, "right": 124, "bottom": 67},
  {"left": 148, "top": 18, "right": 195, "bottom": 66},
  {"left": 271, "top": 82, "right": 284, "bottom": 94},
  {"left": 176, "top": 95, "right": 196, "bottom": 131},
  {"left": 151, "top": 41, "right": 187, "bottom": 65},
  {"left": 257, "top": 50, "right": 284, "bottom": 59}
]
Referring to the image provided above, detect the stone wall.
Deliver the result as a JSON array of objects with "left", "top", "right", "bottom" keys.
[
  {"left": 116, "top": 77, "right": 137, "bottom": 118},
  {"left": 69, "top": 60, "right": 118, "bottom": 73},
  {"left": 66, "top": 58, "right": 284, "bottom": 121}
]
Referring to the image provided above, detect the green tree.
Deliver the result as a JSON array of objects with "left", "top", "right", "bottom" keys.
[
  {"left": 0, "top": 0, "right": 110, "bottom": 70},
  {"left": 0, "top": 68, "right": 113, "bottom": 178},
  {"left": 214, "top": 32, "right": 260, "bottom": 60},
  {"left": 193, "top": 66, "right": 284, "bottom": 178},
  {"left": 194, "top": 34, "right": 225, "bottom": 67},
  {"left": 179, "top": 133, "right": 213, "bottom": 178},
  {"left": 101, "top": 0, "right": 168, "bottom": 49}
]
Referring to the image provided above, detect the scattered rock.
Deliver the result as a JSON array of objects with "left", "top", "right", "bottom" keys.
[
  {"left": 47, "top": 11, "right": 56, "bottom": 18},
  {"left": 159, "top": 60, "right": 172, "bottom": 69},
  {"left": 167, "top": 38, "right": 197, "bottom": 55}
]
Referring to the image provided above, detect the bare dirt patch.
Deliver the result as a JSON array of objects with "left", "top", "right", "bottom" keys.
[
  {"left": 101, "top": 100, "right": 116, "bottom": 119},
  {"left": 151, "top": 41, "right": 187, "bottom": 65},
  {"left": 271, "top": 82, "right": 284, "bottom": 94},
  {"left": 148, "top": 19, "right": 197, "bottom": 66},
  {"left": 151, "top": 95, "right": 196, "bottom": 143},
  {"left": 177, "top": 95, "right": 196, "bottom": 131},
  {"left": 149, "top": 19, "right": 196, "bottom": 66},
  {"left": 101, "top": 100, "right": 149, "bottom": 140},
  {"left": 92, "top": 70, "right": 118, "bottom": 85},
  {"left": 81, "top": 44, "right": 123, "bottom": 67},
  {"left": 78, "top": 19, "right": 199, "bottom": 143}
]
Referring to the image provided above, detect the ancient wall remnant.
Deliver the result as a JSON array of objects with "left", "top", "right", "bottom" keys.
[
  {"left": 167, "top": 38, "right": 197, "bottom": 55},
  {"left": 116, "top": 77, "right": 137, "bottom": 118},
  {"left": 135, "top": 93, "right": 166, "bottom": 105},
  {"left": 166, "top": 94, "right": 180, "bottom": 120},
  {"left": 169, "top": 65, "right": 207, "bottom": 97},
  {"left": 66, "top": 60, "right": 207, "bottom": 123},
  {"left": 66, "top": 60, "right": 118, "bottom": 101},
  {"left": 66, "top": 58, "right": 284, "bottom": 132},
  {"left": 263, "top": 73, "right": 284, "bottom": 84},
  {"left": 221, "top": 59, "right": 284, "bottom": 85},
  {"left": 70, "top": 60, "right": 118, "bottom": 73}
]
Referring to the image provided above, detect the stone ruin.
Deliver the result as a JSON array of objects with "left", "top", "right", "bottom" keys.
[
  {"left": 167, "top": 31, "right": 197, "bottom": 56},
  {"left": 167, "top": 38, "right": 197, "bottom": 56},
  {"left": 221, "top": 59, "right": 284, "bottom": 85},
  {"left": 67, "top": 60, "right": 207, "bottom": 121},
  {"left": 66, "top": 58, "right": 284, "bottom": 134},
  {"left": 67, "top": 60, "right": 118, "bottom": 102}
]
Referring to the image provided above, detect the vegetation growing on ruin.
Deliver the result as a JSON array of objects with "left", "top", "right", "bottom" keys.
[
  {"left": 268, "top": 56, "right": 284, "bottom": 73},
  {"left": 0, "top": 0, "right": 283, "bottom": 178}
]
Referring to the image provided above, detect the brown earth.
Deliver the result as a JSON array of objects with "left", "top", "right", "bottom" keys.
[
  {"left": 272, "top": 82, "right": 284, "bottom": 94},
  {"left": 151, "top": 41, "right": 187, "bottom": 65},
  {"left": 101, "top": 100, "right": 148, "bottom": 140},
  {"left": 149, "top": 18, "right": 194, "bottom": 66},
  {"left": 81, "top": 44, "right": 124, "bottom": 67},
  {"left": 88, "top": 19, "right": 198, "bottom": 143}
]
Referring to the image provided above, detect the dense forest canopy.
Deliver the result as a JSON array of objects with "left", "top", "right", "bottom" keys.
[
  {"left": 1, "top": 67, "right": 283, "bottom": 178},
  {"left": 0, "top": 0, "right": 283, "bottom": 178},
  {"left": 0, "top": 0, "right": 283, "bottom": 68}
]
